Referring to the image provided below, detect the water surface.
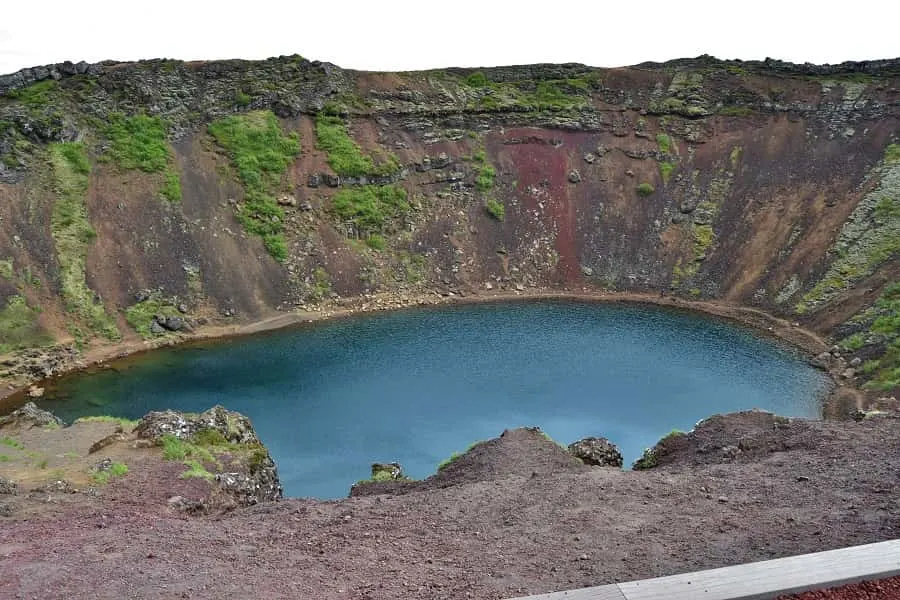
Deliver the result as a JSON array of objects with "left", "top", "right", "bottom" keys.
[{"left": 37, "top": 301, "right": 831, "bottom": 498}]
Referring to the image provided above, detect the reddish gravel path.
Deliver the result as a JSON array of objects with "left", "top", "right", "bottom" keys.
[{"left": 778, "top": 576, "right": 900, "bottom": 599}]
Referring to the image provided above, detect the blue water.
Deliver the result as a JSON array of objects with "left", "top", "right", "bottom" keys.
[{"left": 35, "top": 301, "right": 831, "bottom": 498}]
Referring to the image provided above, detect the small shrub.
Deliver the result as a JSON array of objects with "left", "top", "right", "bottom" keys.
[
  {"left": 656, "top": 133, "right": 672, "bottom": 154},
  {"left": 331, "top": 185, "right": 409, "bottom": 235},
  {"left": 475, "top": 164, "right": 496, "bottom": 191},
  {"left": 366, "top": 234, "right": 386, "bottom": 251},
  {"left": 659, "top": 162, "right": 676, "bottom": 184},
  {"left": 632, "top": 448, "right": 658, "bottom": 469},
  {"left": 485, "top": 198, "right": 505, "bottom": 221},
  {"left": 636, "top": 183, "right": 655, "bottom": 196},
  {"left": 7, "top": 80, "right": 58, "bottom": 106},
  {"left": 92, "top": 461, "right": 128, "bottom": 484},
  {"left": 180, "top": 459, "right": 215, "bottom": 480},
  {"left": 464, "top": 72, "right": 488, "bottom": 87},
  {"left": 234, "top": 90, "right": 251, "bottom": 107}
]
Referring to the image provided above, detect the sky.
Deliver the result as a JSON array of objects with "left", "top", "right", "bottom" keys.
[{"left": 1, "top": 1, "right": 897, "bottom": 76}]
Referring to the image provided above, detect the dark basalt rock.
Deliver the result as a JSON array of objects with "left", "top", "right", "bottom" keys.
[
  {"left": 568, "top": 437, "right": 623, "bottom": 467},
  {"left": 0, "top": 402, "right": 63, "bottom": 430}
]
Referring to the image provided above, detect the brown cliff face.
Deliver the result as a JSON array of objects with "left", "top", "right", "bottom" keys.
[{"left": 0, "top": 55, "right": 897, "bottom": 392}]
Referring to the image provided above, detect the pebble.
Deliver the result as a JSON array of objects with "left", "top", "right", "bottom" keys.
[{"left": 717, "top": 496, "right": 729, "bottom": 503}]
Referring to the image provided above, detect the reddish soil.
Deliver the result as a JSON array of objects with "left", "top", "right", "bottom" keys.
[
  {"left": 779, "top": 576, "right": 900, "bottom": 599},
  {"left": 2, "top": 411, "right": 900, "bottom": 599}
]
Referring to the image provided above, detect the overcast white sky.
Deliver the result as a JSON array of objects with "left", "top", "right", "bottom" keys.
[{"left": 1, "top": 1, "right": 897, "bottom": 76}]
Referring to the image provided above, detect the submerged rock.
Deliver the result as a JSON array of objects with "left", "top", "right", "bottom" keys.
[
  {"left": 0, "top": 402, "right": 63, "bottom": 430},
  {"left": 568, "top": 437, "right": 623, "bottom": 467}
]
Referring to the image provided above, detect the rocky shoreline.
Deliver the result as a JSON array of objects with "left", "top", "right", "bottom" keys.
[{"left": 2, "top": 288, "right": 875, "bottom": 417}]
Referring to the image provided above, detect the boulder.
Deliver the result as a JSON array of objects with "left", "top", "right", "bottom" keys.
[
  {"left": 371, "top": 462, "right": 405, "bottom": 481},
  {"left": 568, "top": 437, "right": 623, "bottom": 467},
  {"left": 568, "top": 169, "right": 582, "bottom": 183},
  {"left": 0, "top": 477, "right": 17, "bottom": 495},
  {"left": 0, "top": 402, "right": 63, "bottom": 430}
]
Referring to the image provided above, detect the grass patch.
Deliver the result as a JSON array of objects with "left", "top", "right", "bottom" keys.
[
  {"left": 632, "top": 448, "right": 657, "bottom": 469},
  {"left": 475, "top": 164, "right": 496, "bottom": 191},
  {"left": 234, "top": 90, "right": 251, "bottom": 107},
  {"left": 636, "top": 182, "right": 655, "bottom": 196},
  {"left": 366, "top": 234, "right": 386, "bottom": 251},
  {"left": 180, "top": 459, "right": 215, "bottom": 480},
  {"left": 160, "top": 433, "right": 215, "bottom": 463},
  {"left": 104, "top": 114, "right": 170, "bottom": 172},
  {"left": 485, "top": 198, "right": 505, "bottom": 221},
  {"left": 331, "top": 185, "right": 409, "bottom": 236},
  {"left": 124, "top": 294, "right": 180, "bottom": 339},
  {"left": 208, "top": 111, "right": 300, "bottom": 262},
  {"left": 840, "top": 282, "right": 900, "bottom": 391},
  {"left": 160, "top": 169, "right": 182, "bottom": 202},
  {"left": 0, "top": 295, "right": 50, "bottom": 354},
  {"left": 73, "top": 415, "right": 139, "bottom": 429},
  {"left": 92, "top": 461, "right": 128, "bottom": 485},
  {"left": 0, "top": 455, "right": 9, "bottom": 462},
  {"left": 656, "top": 133, "right": 672, "bottom": 154},
  {"left": 49, "top": 142, "right": 120, "bottom": 341},
  {"left": 315, "top": 115, "right": 398, "bottom": 177},
  {"left": 307, "top": 267, "right": 332, "bottom": 302},
  {"left": 886, "top": 144, "right": 900, "bottom": 164},
  {"left": 659, "top": 162, "right": 676, "bottom": 184},
  {"left": 437, "top": 452, "right": 461, "bottom": 471},
  {"left": 6, "top": 80, "right": 58, "bottom": 106},
  {"left": 0, "top": 437, "right": 24, "bottom": 450}
]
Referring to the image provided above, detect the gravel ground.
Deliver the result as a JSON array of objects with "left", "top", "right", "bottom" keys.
[{"left": 2, "top": 411, "right": 899, "bottom": 599}]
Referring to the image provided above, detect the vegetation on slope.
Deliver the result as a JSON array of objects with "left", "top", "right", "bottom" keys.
[
  {"left": 459, "top": 71, "right": 600, "bottom": 112},
  {"left": 49, "top": 142, "right": 120, "bottom": 342},
  {"left": 314, "top": 115, "right": 399, "bottom": 177},
  {"left": 208, "top": 111, "right": 300, "bottom": 261},
  {"left": 0, "top": 295, "right": 50, "bottom": 354},
  {"left": 103, "top": 113, "right": 182, "bottom": 202},
  {"left": 839, "top": 282, "right": 900, "bottom": 390},
  {"left": 331, "top": 185, "right": 410, "bottom": 237},
  {"left": 797, "top": 144, "right": 900, "bottom": 314}
]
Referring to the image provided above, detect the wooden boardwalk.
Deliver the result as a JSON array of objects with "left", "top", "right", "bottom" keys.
[{"left": 510, "top": 539, "right": 900, "bottom": 600}]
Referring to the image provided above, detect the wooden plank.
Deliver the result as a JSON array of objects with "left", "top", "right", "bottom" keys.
[
  {"left": 510, "top": 539, "right": 900, "bottom": 600},
  {"left": 514, "top": 583, "right": 626, "bottom": 600}
]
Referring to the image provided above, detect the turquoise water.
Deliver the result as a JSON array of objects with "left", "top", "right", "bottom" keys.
[{"left": 35, "top": 301, "right": 830, "bottom": 498}]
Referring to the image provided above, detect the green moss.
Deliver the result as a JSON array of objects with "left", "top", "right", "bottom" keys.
[
  {"left": 315, "top": 115, "right": 398, "bottom": 177},
  {"left": 886, "top": 144, "right": 900, "bottom": 164},
  {"left": 637, "top": 183, "right": 655, "bottom": 196},
  {"left": 49, "top": 143, "right": 120, "bottom": 341},
  {"left": 797, "top": 147, "right": 900, "bottom": 313},
  {"left": 485, "top": 198, "right": 505, "bottom": 221},
  {"left": 730, "top": 146, "right": 743, "bottom": 168},
  {"left": 6, "top": 80, "right": 59, "bottom": 106},
  {"left": 0, "top": 259, "right": 11, "bottom": 280},
  {"left": 74, "top": 415, "right": 139, "bottom": 429},
  {"left": 331, "top": 185, "right": 409, "bottom": 235},
  {"left": 0, "top": 295, "right": 50, "bottom": 354},
  {"left": 92, "top": 461, "right": 128, "bottom": 484},
  {"left": 103, "top": 114, "right": 170, "bottom": 173},
  {"left": 656, "top": 133, "right": 672, "bottom": 154},
  {"left": 692, "top": 224, "right": 714, "bottom": 258},
  {"left": 124, "top": 294, "right": 180, "bottom": 339},
  {"left": 159, "top": 169, "right": 182, "bottom": 202},
  {"left": 718, "top": 106, "right": 753, "bottom": 117},
  {"left": 659, "top": 162, "right": 676, "bottom": 184},
  {"left": 208, "top": 111, "right": 300, "bottom": 262},
  {"left": 464, "top": 72, "right": 489, "bottom": 87},
  {"left": 838, "top": 282, "right": 900, "bottom": 390}
]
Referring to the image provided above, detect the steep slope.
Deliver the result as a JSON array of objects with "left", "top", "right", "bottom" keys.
[{"left": 0, "top": 55, "right": 898, "bottom": 394}]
